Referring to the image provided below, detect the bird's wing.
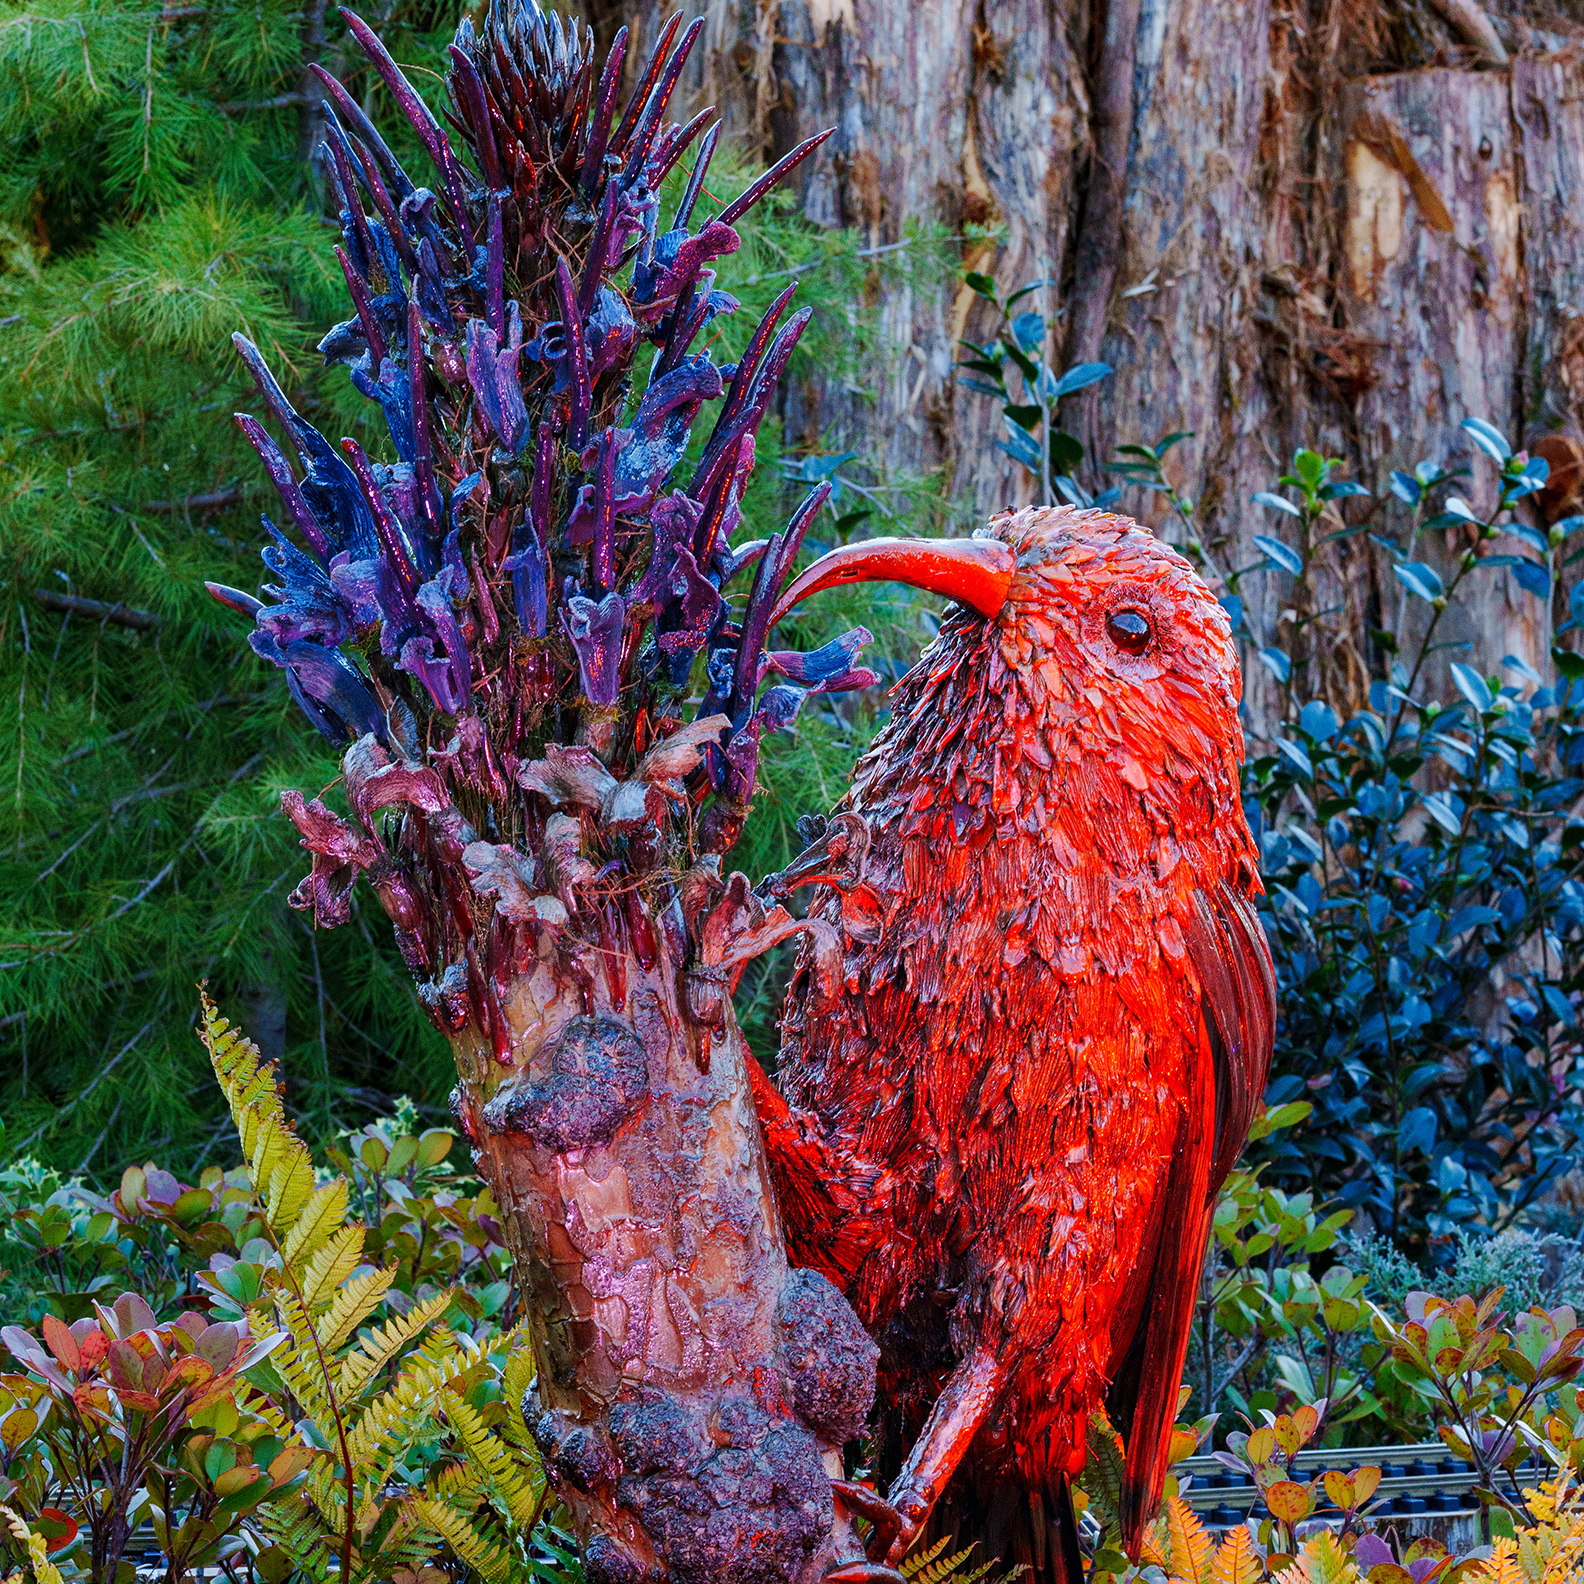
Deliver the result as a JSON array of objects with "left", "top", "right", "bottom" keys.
[
  {"left": 1185, "top": 880, "right": 1277, "bottom": 1190},
  {"left": 1109, "top": 880, "right": 1276, "bottom": 1553}
]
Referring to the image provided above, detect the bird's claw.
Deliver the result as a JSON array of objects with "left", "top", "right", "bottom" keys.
[{"left": 831, "top": 1479, "right": 905, "bottom": 1564}]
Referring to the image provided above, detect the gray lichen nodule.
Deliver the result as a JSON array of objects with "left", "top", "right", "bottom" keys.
[{"left": 208, "top": 0, "right": 879, "bottom": 1575}]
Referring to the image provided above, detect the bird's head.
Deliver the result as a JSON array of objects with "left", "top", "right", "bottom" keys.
[{"left": 774, "top": 505, "right": 1244, "bottom": 789}]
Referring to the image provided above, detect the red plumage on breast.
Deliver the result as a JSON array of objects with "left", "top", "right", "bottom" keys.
[{"left": 757, "top": 506, "right": 1274, "bottom": 1577}]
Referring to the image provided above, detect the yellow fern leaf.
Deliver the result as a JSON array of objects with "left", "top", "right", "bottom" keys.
[
  {"left": 282, "top": 1179, "right": 350, "bottom": 1270},
  {"left": 298, "top": 1223, "right": 366, "bottom": 1311},
  {"left": 405, "top": 1497, "right": 515, "bottom": 1584},
  {"left": 262, "top": 1133, "right": 318, "bottom": 1235},
  {"left": 0, "top": 1506, "right": 65, "bottom": 1584},
  {"left": 439, "top": 1391, "right": 544, "bottom": 1531},
  {"left": 1473, "top": 1539, "right": 1527, "bottom": 1584},
  {"left": 343, "top": 1348, "right": 472, "bottom": 1487},
  {"left": 198, "top": 992, "right": 317, "bottom": 1236},
  {"left": 313, "top": 1266, "right": 396, "bottom": 1356},
  {"left": 335, "top": 1289, "right": 453, "bottom": 1402},
  {"left": 1208, "top": 1526, "right": 1261, "bottom": 1584},
  {"left": 267, "top": 1288, "right": 339, "bottom": 1441},
  {"left": 1164, "top": 1498, "right": 1211, "bottom": 1584},
  {"left": 498, "top": 1328, "right": 538, "bottom": 1448}
]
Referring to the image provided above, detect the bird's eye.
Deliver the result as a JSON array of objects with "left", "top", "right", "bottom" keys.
[{"left": 1106, "top": 607, "right": 1152, "bottom": 656}]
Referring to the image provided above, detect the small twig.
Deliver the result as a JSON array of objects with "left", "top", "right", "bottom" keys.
[
  {"left": 14, "top": 1021, "right": 155, "bottom": 1153},
  {"left": 143, "top": 488, "right": 240, "bottom": 513},
  {"left": 33, "top": 590, "right": 160, "bottom": 632},
  {"left": 215, "top": 91, "right": 316, "bottom": 112}
]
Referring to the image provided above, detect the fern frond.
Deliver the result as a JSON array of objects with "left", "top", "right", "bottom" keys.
[
  {"left": 1164, "top": 1498, "right": 1211, "bottom": 1584},
  {"left": 405, "top": 1496, "right": 517, "bottom": 1584},
  {"left": 344, "top": 1348, "right": 472, "bottom": 1489},
  {"left": 256, "top": 1491, "right": 337, "bottom": 1583},
  {"left": 1288, "top": 1530, "right": 1363, "bottom": 1584},
  {"left": 1208, "top": 1525, "right": 1262, "bottom": 1584},
  {"left": 901, "top": 1537, "right": 954, "bottom": 1579},
  {"left": 498, "top": 1326, "right": 539, "bottom": 1449},
  {"left": 198, "top": 991, "right": 317, "bottom": 1235},
  {"left": 298, "top": 1223, "right": 367, "bottom": 1310},
  {"left": 282, "top": 1179, "right": 351, "bottom": 1270},
  {"left": 0, "top": 1507, "right": 64, "bottom": 1584},
  {"left": 438, "top": 1389, "right": 544, "bottom": 1530},
  {"left": 267, "top": 1287, "right": 338, "bottom": 1440},
  {"left": 313, "top": 1265, "right": 397, "bottom": 1356},
  {"left": 336, "top": 1288, "right": 453, "bottom": 1401}
]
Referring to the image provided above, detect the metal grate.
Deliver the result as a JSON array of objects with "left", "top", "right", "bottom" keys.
[{"left": 1173, "top": 1442, "right": 1544, "bottom": 1530}]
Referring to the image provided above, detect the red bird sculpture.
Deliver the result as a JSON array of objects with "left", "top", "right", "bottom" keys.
[{"left": 752, "top": 505, "right": 1276, "bottom": 1581}]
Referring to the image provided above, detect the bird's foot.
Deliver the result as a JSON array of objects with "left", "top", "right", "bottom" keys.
[
  {"left": 824, "top": 1564, "right": 909, "bottom": 1584},
  {"left": 831, "top": 1480, "right": 907, "bottom": 1564}
]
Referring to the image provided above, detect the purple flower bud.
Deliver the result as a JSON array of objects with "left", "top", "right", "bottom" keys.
[{"left": 560, "top": 590, "right": 626, "bottom": 707}]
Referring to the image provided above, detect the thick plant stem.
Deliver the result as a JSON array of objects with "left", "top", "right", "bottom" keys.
[{"left": 442, "top": 910, "right": 875, "bottom": 1584}]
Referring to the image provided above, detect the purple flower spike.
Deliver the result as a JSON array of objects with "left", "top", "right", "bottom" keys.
[
  {"left": 206, "top": 583, "right": 264, "bottom": 620},
  {"left": 765, "top": 629, "right": 877, "bottom": 690},
  {"left": 718, "top": 127, "right": 835, "bottom": 227},
  {"left": 340, "top": 123, "right": 419, "bottom": 274},
  {"left": 233, "top": 336, "right": 379, "bottom": 560},
  {"left": 618, "top": 16, "right": 704, "bottom": 191},
  {"left": 673, "top": 120, "right": 720, "bottom": 233},
  {"left": 565, "top": 430, "right": 617, "bottom": 591},
  {"left": 584, "top": 287, "right": 637, "bottom": 379},
  {"left": 340, "top": 437, "right": 423, "bottom": 596},
  {"left": 691, "top": 283, "right": 796, "bottom": 489},
  {"left": 693, "top": 432, "right": 754, "bottom": 564},
  {"left": 334, "top": 246, "right": 386, "bottom": 364},
  {"left": 579, "top": 23, "right": 627, "bottom": 194},
  {"left": 234, "top": 414, "right": 332, "bottom": 563},
  {"left": 632, "top": 220, "right": 740, "bottom": 317},
  {"left": 465, "top": 304, "right": 528, "bottom": 453},
  {"left": 503, "top": 515, "right": 548, "bottom": 639},
  {"left": 308, "top": 61, "right": 414, "bottom": 200},
  {"left": 553, "top": 256, "right": 592, "bottom": 449},
  {"left": 447, "top": 42, "right": 500, "bottom": 191},
  {"left": 561, "top": 590, "right": 626, "bottom": 707},
  {"left": 607, "top": 11, "right": 680, "bottom": 161},
  {"left": 322, "top": 125, "right": 378, "bottom": 282},
  {"left": 251, "top": 631, "right": 385, "bottom": 744},
  {"left": 485, "top": 192, "right": 504, "bottom": 335},
  {"left": 406, "top": 299, "right": 443, "bottom": 543},
  {"left": 693, "top": 308, "right": 812, "bottom": 506},
  {"left": 617, "top": 358, "right": 724, "bottom": 511},
  {"left": 653, "top": 546, "right": 722, "bottom": 657},
  {"left": 342, "top": 8, "right": 474, "bottom": 242},
  {"left": 646, "top": 105, "right": 715, "bottom": 197}
]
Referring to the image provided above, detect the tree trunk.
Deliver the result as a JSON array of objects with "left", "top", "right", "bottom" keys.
[{"left": 597, "top": 0, "right": 1584, "bottom": 736}]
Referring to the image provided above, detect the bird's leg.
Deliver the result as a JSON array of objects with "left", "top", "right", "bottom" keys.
[
  {"left": 860, "top": 1346, "right": 1008, "bottom": 1566},
  {"left": 831, "top": 1481, "right": 903, "bottom": 1560}
]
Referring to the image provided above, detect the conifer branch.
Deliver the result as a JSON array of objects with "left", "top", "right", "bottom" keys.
[{"left": 32, "top": 590, "right": 160, "bottom": 631}]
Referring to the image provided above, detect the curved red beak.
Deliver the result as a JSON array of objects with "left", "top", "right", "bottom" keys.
[{"left": 769, "top": 536, "right": 1015, "bottom": 628}]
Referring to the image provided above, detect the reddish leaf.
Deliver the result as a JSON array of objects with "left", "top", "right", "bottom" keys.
[
  {"left": 39, "top": 1316, "right": 79, "bottom": 1374},
  {"left": 36, "top": 1508, "right": 76, "bottom": 1553}
]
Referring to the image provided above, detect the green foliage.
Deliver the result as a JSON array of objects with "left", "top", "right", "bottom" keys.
[
  {"left": 0, "top": 995, "right": 550, "bottom": 1581},
  {"left": 0, "top": 0, "right": 470, "bottom": 1177},
  {"left": 0, "top": 0, "right": 953, "bottom": 1172},
  {"left": 1236, "top": 429, "right": 1584, "bottom": 1254},
  {"left": 955, "top": 269, "right": 1112, "bottom": 509}
]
